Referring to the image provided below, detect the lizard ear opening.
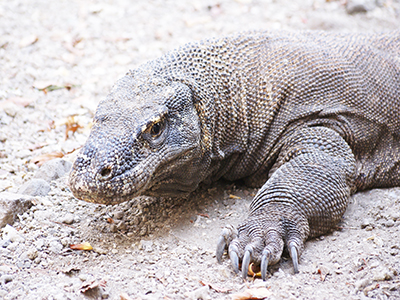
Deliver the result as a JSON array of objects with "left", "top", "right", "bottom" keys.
[{"left": 172, "top": 77, "right": 216, "bottom": 154}]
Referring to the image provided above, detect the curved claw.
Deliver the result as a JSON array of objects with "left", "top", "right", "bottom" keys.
[
  {"left": 289, "top": 242, "right": 299, "bottom": 274},
  {"left": 216, "top": 225, "right": 238, "bottom": 264},
  {"left": 241, "top": 250, "right": 251, "bottom": 279},
  {"left": 260, "top": 250, "right": 270, "bottom": 281},
  {"left": 216, "top": 234, "right": 226, "bottom": 264},
  {"left": 229, "top": 247, "right": 240, "bottom": 274}
]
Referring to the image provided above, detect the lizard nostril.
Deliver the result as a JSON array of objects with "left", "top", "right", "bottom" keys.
[{"left": 100, "top": 167, "right": 112, "bottom": 179}]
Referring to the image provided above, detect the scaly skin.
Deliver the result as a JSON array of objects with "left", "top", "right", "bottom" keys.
[{"left": 69, "top": 30, "right": 400, "bottom": 280}]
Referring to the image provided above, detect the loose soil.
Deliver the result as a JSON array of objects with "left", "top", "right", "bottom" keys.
[{"left": 1, "top": 0, "right": 399, "bottom": 299}]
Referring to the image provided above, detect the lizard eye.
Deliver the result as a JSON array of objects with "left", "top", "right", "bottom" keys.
[{"left": 150, "top": 120, "right": 164, "bottom": 138}]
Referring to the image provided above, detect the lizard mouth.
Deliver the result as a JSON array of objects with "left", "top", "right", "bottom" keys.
[
  {"left": 69, "top": 145, "right": 199, "bottom": 205},
  {"left": 69, "top": 165, "right": 152, "bottom": 206}
]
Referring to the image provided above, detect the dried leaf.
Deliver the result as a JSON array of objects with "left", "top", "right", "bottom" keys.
[
  {"left": 31, "top": 151, "right": 65, "bottom": 166},
  {"left": 229, "top": 194, "right": 241, "bottom": 199},
  {"left": 80, "top": 279, "right": 106, "bottom": 293},
  {"left": 70, "top": 242, "right": 93, "bottom": 251},
  {"left": 247, "top": 263, "right": 262, "bottom": 278},
  {"left": 31, "top": 148, "right": 80, "bottom": 166},
  {"left": 231, "top": 287, "right": 272, "bottom": 300},
  {"left": 107, "top": 218, "right": 114, "bottom": 224},
  {"left": 33, "top": 81, "right": 76, "bottom": 94},
  {"left": 63, "top": 116, "right": 83, "bottom": 140},
  {"left": 317, "top": 268, "right": 328, "bottom": 281}
]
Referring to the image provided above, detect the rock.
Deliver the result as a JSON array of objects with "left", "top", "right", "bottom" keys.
[
  {"left": 361, "top": 218, "right": 374, "bottom": 229},
  {"left": 18, "top": 179, "right": 51, "bottom": 196},
  {"left": 0, "top": 274, "right": 14, "bottom": 284},
  {"left": 48, "top": 240, "right": 63, "bottom": 254},
  {"left": 2, "top": 224, "right": 24, "bottom": 243},
  {"left": 0, "top": 192, "right": 34, "bottom": 228},
  {"left": 355, "top": 278, "right": 371, "bottom": 291},
  {"left": 60, "top": 213, "right": 74, "bottom": 225},
  {"left": 384, "top": 219, "right": 395, "bottom": 227},
  {"left": 346, "top": 0, "right": 376, "bottom": 14},
  {"left": 184, "top": 286, "right": 210, "bottom": 300},
  {"left": 373, "top": 267, "right": 393, "bottom": 281},
  {"left": 114, "top": 210, "right": 124, "bottom": 219},
  {"left": 93, "top": 247, "right": 108, "bottom": 255},
  {"left": 26, "top": 249, "right": 38, "bottom": 260},
  {"left": 139, "top": 240, "right": 154, "bottom": 252},
  {"left": 34, "top": 158, "right": 72, "bottom": 183},
  {"left": 0, "top": 239, "right": 11, "bottom": 248}
]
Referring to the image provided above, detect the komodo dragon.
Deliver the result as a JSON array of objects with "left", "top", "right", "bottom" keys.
[{"left": 69, "top": 30, "right": 400, "bottom": 280}]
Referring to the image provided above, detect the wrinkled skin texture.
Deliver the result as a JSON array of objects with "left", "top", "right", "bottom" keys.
[{"left": 69, "top": 30, "right": 400, "bottom": 280}]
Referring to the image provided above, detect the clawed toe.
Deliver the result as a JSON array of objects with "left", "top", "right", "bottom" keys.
[
  {"left": 216, "top": 225, "right": 238, "bottom": 263},
  {"left": 216, "top": 215, "right": 305, "bottom": 280}
]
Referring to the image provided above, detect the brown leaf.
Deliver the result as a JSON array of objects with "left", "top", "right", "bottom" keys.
[
  {"left": 63, "top": 116, "right": 83, "bottom": 140},
  {"left": 231, "top": 288, "right": 272, "bottom": 300},
  {"left": 247, "top": 263, "right": 262, "bottom": 278},
  {"left": 316, "top": 265, "right": 330, "bottom": 281},
  {"left": 70, "top": 242, "right": 93, "bottom": 251},
  {"left": 80, "top": 279, "right": 106, "bottom": 293},
  {"left": 31, "top": 147, "right": 80, "bottom": 166},
  {"left": 31, "top": 151, "right": 65, "bottom": 166},
  {"left": 107, "top": 218, "right": 114, "bottom": 224}
]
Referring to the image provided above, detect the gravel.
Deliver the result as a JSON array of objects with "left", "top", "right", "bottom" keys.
[{"left": 1, "top": 0, "right": 400, "bottom": 299}]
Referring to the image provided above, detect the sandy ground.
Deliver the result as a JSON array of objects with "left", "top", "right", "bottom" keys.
[{"left": 0, "top": 0, "right": 400, "bottom": 299}]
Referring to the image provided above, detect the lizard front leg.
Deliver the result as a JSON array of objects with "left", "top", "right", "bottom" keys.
[{"left": 217, "top": 126, "right": 356, "bottom": 280}]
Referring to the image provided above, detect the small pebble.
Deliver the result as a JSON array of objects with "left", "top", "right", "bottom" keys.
[
  {"left": 355, "top": 278, "right": 371, "bottom": 291},
  {"left": 114, "top": 211, "right": 124, "bottom": 219},
  {"left": 79, "top": 274, "right": 88, "bottom": 281},
  {"left": 93, "top": 247, "right": 108, "bottom": 255},
  {"left": 373, "top": 268, "right": 393, "bottom": 281},
  {"left": 27, "top": 249, "right": 38, "bottom": 260},
  {"left": 18, "top": 179, "right": 51, "bottom": 197},
  {"left": 184, "top": 286, "right": 210, "bottom": 300},
  {"left": 2, "top": 224, "right": 24, "bottom": 243},
  {"left": 385, "top": 219, "right": 395, "bottom": 227},
  {"left": 61, "top": 213, "right": 75, "bottom": 225},
  {"left": 139, "top": 240, "right": 154, "bottom": 252},
  {"left": 1, "top": 274, "right": 14, "bottom": 284}
]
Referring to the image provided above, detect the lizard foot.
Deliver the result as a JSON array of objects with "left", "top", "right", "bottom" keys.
[{"left": 216, "top": 208, "right": 307, "bottom": 281}]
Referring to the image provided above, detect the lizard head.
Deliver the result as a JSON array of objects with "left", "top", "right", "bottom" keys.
[{"left": 68, "top": 73, "right": 205, "bottom": 205}]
